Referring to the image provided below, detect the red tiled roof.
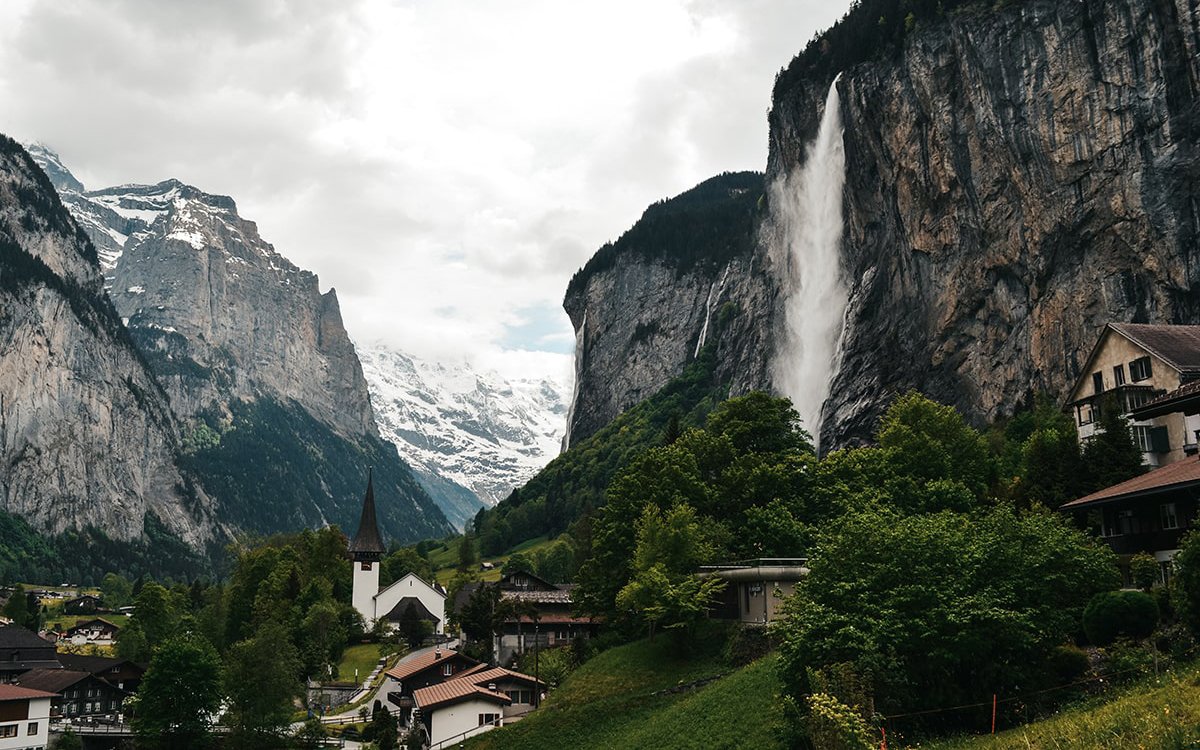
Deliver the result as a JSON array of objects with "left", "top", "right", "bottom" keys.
[
  {"left": 462, "top": 666, "right": 545, "bottom": 688},
  {"left": 1131, "top": 379, "right": 1200, "bottom": 419},
  {"left": 0, "top": 684, "right": 58, "bottom": 701},
  {"left": 1060, "top": 457, "right": 1200, "bottom": 509},
  {"left": 412, "top": 679, "right": 510, "bottom": 711},
  {"left": 384, "top": 648, "right": 478, "bottom": 682}
]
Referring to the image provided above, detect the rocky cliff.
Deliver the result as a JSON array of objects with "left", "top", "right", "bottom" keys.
[
  {"left": 564, "top": 0, "right": 1200, "bottom": 449},
  {"left": 0, "top": 135, "right": 217, "bottom": 545}
]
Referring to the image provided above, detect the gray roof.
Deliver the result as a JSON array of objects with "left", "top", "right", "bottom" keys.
[
  {"left": 0, "top": 625, "right": 56, "bottom": 650},
  {"left": 383, "top": 597, "right": 439, "bottom": 623},
  {"left": 1112, "top": 324, "right": 1200, "bottom": 374},
  {"left": 348, "top": 471, "right": 386, "bottom": 556}
]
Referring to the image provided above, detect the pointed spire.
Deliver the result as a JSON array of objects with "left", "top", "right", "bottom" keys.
[{"left": 349, "top": 468, "right": 386, "bottom": 558}]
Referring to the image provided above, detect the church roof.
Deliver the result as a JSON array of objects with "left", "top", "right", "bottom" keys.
[
  {"left": 382, "top": 596, "right": 439, "bottom": 623},
  {"left": 349, "top": 471, "right": 386, "bottom": 556}
]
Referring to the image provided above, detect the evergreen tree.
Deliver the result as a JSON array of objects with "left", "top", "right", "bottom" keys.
[
  {"left": 397, "top": 602, "right": 430, "bottom": 649},
  {"left": 1082, "top": 396, "right": 1146, "bottom": 491},
  {"left": 225, "top": 619, "right": 302, "bottom": 748}
]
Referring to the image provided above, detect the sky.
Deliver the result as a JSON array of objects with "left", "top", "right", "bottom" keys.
[{"left": 0, "top": 0, "right": 849, "bottom": 382}]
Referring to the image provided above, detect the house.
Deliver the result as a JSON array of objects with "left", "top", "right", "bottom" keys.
[
  {"left": 378, "top": 648, "right": 481, "bottom": 725},
  {"left": 1060, "top": 457, "right": 1200, "bottom": 582},
  {"left": 0, "top": 684, "right": 53, "bottom": 750},
  {"left": 0, "top": 627, "right": 60, "bottom": 684},
  {"left": 14, "top": 668, "right": 129, "bottom": 720},
  {"left": 55, "top": 654, "right": 145, "bottom": 694},
  {"left": 490, "top": 571, "right": 599, "bottom": 665},
  {"left": 348, "top": 474, "right": 447, "bottom": 632},
  {"left": 61, "top": 595, "right": 102, "bottom": 617},
  {"left": 1067, "top": 324, "right": 1200, "bottom": 466},
  {"left": 62, "top": 618, "right": 119, "bottom": 646},
  {"left": 702, "top": 558, "right": 809, "bottom": 625},
  {"left": 412, "top": 665, "right": 546, "bottom": 749}
]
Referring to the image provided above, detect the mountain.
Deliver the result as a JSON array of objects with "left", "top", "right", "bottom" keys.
[
  {"left": 358, "top": 346, "right": 570, "bottom": 529},
  {"left": 560, "top": 0, "right": 1200, "bottom": 452},
  {"left": 0, "top": 135, "right": 219, "bottom": 548},
  {"left": 23, "top": 144, "right": 452, "bottom": 547}
]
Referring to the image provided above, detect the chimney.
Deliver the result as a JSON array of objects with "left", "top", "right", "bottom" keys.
[{"left": 435, "top": 648, "right": 442, "bottom": 658}]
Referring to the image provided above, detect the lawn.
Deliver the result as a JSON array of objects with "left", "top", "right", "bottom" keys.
[
  {"left": 336, "top": 643, "right": 387, "bottom": 683},
  {"left": 462, "top": 625, "right": 785, "bottom": 750},
  {"left": 43, "top": 613, "right": 129, "bottom": 632},
  {"left": 914, "top": 667, "right": 1200, "bottom": 750},
  {"left": 431, "top": 535, "right": 558, "bottom": 586}
]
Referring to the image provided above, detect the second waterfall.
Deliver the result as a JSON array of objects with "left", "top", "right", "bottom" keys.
[{"left": 767, "top": 75, "right": 848, "bottom": 450}]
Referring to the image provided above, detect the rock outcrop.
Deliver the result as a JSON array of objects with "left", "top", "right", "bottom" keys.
[{"left": 0, "top": 136, "right": 216, "bottom": 545}]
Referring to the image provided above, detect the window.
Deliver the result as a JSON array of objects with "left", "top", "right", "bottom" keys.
[
  {"left": 478, "top": 713, "right": 500, "bottom": 726},
  {"left": 1114, "top": 364, "right": 1126, "bottom": 386},
  {"left": 1135, "top": 426, "right": 1155, "bottom": 453},
  {"left": 1119, "top": 510, "right": 1136, "bottom": 536},
  {"left": 506, "top": 689, "right": 533, "bottom": 704},
  {"left": 1077, "top": 403, "right": 1094, "bottom": 426},
  {"left": 360, "top": 561, "right": 372, "bottom": 571},
  {"left": 27, "top": 722, "right": 37, "bottom": 735},
  {"left": 442, "top": 664, "right": 453, "bottom": 676},
  {"left": 0, "top": 725, "right": 16, "bottom": 739},
  {"left": 1162, "top": 503, "right": 1179, "bottom": 530},
  {"left": 1093, "top": 371, "right": 1105, "bottom": 394},
  {"left": 1130, "top": 356, "right": 1153, "bottom": 382}
]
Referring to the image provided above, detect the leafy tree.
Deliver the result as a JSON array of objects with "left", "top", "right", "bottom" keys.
[
  {"left": 225, "top": 619, "right": 302, "bottom": 748},
  {"left": 381, "top": 547, "right": 434, "bottom": 586},
  {"left": 875, "top": 391, "right": 992, "bottom": 500},
  {"left": 502, "top": 551, "right": 536, "bottom": 576},
  {"left": 116, "top": 620, "right": 151, "bottom": 664},
  {"left": 1082, "top": 590, "right": 1159, "bottom": 646},
  {"left": 706, "top": 391, "right": 813, "bottom": 456},
  {"left": 300, "top": 600, "right": 348, "bottom": 678},
  {"left": 131, "top": 582, "right": 182, "bottom": 652},
  {"left": 776, "top": 505, "right": 1118, "bottom": 726},
  {"left": 101, "top": 572, "right": 134, "bottom": 608},
  {"left": 1172, "top": 530, "right": 1200, "bottom": 637},
  {"left": 292, "top": 718, "right": 327, "bottom": 749},
  {"left": 1, "top": 584, "right": 39, "bottom": 631},
  {"left": 457, "top": 533, "right": 479, "bottom": 572},
  {"left": 131, "top": 632, "right": 223, "bottom": 749},
  {"left": 534, "top": 539, "right": 576, "bottom": 583},
  {"left": 56, "top": 727, "right": 83, "bottom": 750},
  {"left": 1081, "top": 396, "right": 1145, "bottom": 491},
  {"left": 397, "top": 602, "right": 432, "bottom": 649},
  {"left": 1016, "top": 426, "right": 1084, "bottom": 508},
  {"left": 1129, "top": 553, "right": 1160, "bottom": 591}
]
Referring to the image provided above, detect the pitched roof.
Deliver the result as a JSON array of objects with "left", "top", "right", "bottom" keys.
[
  {"left": 412, "top": 678, "right": 511, "bottom": 711},
  {"left": 65, "top": 617, "right": 120, "bottom": 632},
  {"left": 503, "top": 589, "right": 574, "bottom": 605},
  {"left": 384, "top": 648, "right": 479, "bottom": 682},
  {"left": 382, "top": 597, "right": 439, "bottom": 623},
  {"left": 462, "top": 666, "right": 545, "bottom": 689},
  {"left": 1111, "top": 324, "right": 1200, "bottom": 374},
  {"left": 0, "top": 625, "right": 56, "bottom": 649},
  {"left": 348, "top": 470, "right": 386, "bottom": 556},
  {"left": 56, "top": 653, "right": 141, "bottom": 675},
  {"left": 15, "top": 668, "right": 90, "bottom": 693},
  {"left": 1060, "top": 457, "right": 1200, "bottom": 509},
  {"left": 1131, "top": 379, "right": 1200, "bottom": 420},
  {"left": 0, "top": 684, "right": 58, "bottom": 701}
]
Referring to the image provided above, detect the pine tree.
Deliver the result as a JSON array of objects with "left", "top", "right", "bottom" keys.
[{"left": 1082, "top": 396, "right": 1146, "bottom": 491}]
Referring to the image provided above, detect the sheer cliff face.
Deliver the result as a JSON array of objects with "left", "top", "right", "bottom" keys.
[
  {"left": 0, "top": 137, "right": 216, "bottom": 544},
  {"left": 768, "top": 0, "right": 1200, "bottom": 446}
]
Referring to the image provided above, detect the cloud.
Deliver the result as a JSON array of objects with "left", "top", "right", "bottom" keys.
[{"left": 0, "top": 0, "right": 849, "bottom": 378}]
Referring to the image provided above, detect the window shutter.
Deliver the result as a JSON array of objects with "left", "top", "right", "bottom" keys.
[{"left": 1151, "top": 426, "right": 1171, "bottom": 453}]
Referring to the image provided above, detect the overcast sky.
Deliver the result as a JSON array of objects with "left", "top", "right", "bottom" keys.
[{"left": 0, "top": 0, "right": 848, "bottom": 382}]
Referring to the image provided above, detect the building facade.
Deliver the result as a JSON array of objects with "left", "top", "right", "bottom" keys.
[
  {"left": 0, "top": 685, "right": 53, "bottom": 750},
  {"left": 702, "top": 559, "right": 808, "bottom": 625}
]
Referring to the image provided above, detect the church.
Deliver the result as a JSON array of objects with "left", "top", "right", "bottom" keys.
[{"left": 349, "top": 472, "right": 447, "bottom": 633}]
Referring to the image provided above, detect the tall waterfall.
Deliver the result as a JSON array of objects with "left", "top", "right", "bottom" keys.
[
  {"left": 768, "top": 75, "right": 847, "bottom": 450},
  {"left": 560, "top": 311, "right": 587, "bottom": 452}
]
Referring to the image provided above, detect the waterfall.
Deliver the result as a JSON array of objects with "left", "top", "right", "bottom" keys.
[
  {"left": 694, "top": 263, "right": 732, "bottom": 358},
  {"left": 768, "top": 75, "right": 847, "bottom": 450},
  {"left": 560, "top": 311, "right": 587, "bottom": 451}
]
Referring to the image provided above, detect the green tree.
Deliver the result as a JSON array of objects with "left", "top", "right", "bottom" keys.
[
  {"left": 131, "top": 582, "right": 182, "bottom": 652},
  {"left": 1017, "top": 426, "right": 1084, "bottom": 507},
  {"left": 502, "top": 551, "right": 536, "bottom": 576},
  {"left": 397, "top": 602, "right": 432, "bottom": 649},
  {"left": 101, "top": 572, "right": 134, "bottom": 608},
  {"left": 1129, "top": 552, "right": 1160, "bottom": 591},
  {"left": 2, "top": 584, "right": 39, "bottom": 631},
  {"left": 131, "top": 632, "right": 223, "bottom": 749},
  {"left": 300, "top": 600, "right": 348, "bottom": 678},
  {"left": 875, "top": 391, "right": 992, "bottom": 501},
  {"left": 1172, "top": 530, "right": 1200, "bottom": 637},
  {"left": 1081, "top": 396, "right": 1146, "bottom": 491},
  {"left": 292, "top": 718, "right": 327, "bottom": 749},
  {"left": 55, "top": 727, "right": 83, "bottom": 750},
  {"left": 381, "top": 547, "right": 434, "bottom": 587},
  {"left": 534, "top": 539, "right": 576, "bottom": 583},
  {"left": 1082, "top": 590, "right": 1159, "bottom": 646},
  {"left": 457, "top": 533, "right": 479, "bottom": 572},
  {"left": 225, "top": 619, "right": 302, "bottom": 748}
]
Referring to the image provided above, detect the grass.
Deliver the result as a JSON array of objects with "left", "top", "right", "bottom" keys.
[
  {"left": 462, "top": 625, "right": 785, "bottom": 750},
  {"left": 911, "top": 667, "right": 1200, "bottom": 750},
  {"left": 430, "top": 535, "right": 558, "bottom": 586},
  {"left": 43, "top": 613, "right": 129, "bottom": 632},
  {"left": 335, "top": 643, "right": 387, "bottom": 683}
]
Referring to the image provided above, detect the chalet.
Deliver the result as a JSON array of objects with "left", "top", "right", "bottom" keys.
[
  {"left": 412, "top": 665, "right": 546, "bottom": 749},
  {"left": 61, "top": 595, "right": 102, "bottom": 616},
  {"left": 55, "top": 654, "right": 145, "bottom": 694},
  {"left": 378, "top": 648, "right": 482, "bottom": 726},
  {"left": 1067, "top": 324, "right": 1200, "bottom": 466},
  {"left": 0, "top": 684, "right": 53, "bottom": 750},
  {"left": 0, "top": 628, "right": 59, "bottom": 684},
  {"left": 702, "top": 558, "right": 809, "bottom": 625},
  {"left": 15, "top": 668, "right": 129, "bottom": 720},
  {"left": 1060, "top": 457, "right": 1200, "bottom": 582},
  {"left": 491, "top": 571, "right": 598, "bottom": 665},
  {"left": 62, "top": 618, "right": 119, "bottom": 646},
  {"left": 348, "top": 474, "right": 448, "bottom": 632}
]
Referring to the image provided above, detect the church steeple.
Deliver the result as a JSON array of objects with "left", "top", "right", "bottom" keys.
[{"left": 348, "top": 469, "right": 385, "bottom": 560}]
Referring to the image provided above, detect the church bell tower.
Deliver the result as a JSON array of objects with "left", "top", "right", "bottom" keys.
[{"left": 349, "top": 470, "right": 386, "bottom": 627}]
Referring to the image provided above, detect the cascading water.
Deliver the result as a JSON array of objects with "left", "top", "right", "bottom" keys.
[
  {"left": 768, "top": 74, "right": 847, "bottom": 450},
  {"left": 694, "top": 262, "right": 731, "bottom": 358},
  {"left": 560, "top": 311, "right": 587, "bottom": 451}
]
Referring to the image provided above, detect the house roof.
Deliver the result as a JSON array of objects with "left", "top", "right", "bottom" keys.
[
  {"left": 1131, "top": 379, "right": 1200, "bottom": 420},
  {"left": 66, "top": 617, "right": 119, "bottom": 633},
  {"left": 0, "top": 625, "right": 56, "bottom": 649},
  {"left": 412, "top": 679, "right": 511, "bottom": 711},
  {"left": 382, "top": 597, "right": 439, "bottom": 623},
  {"left": 0, "top": 684, "right": 58, "bottom": 701},
  {"left": 464, "top": 666, "right": 545, "bottom": 689},
  {"left": 56, "top": 654, "right": 141, "bottom": 675},
  {"left": 375, "top": 572, "right": 445, "bottom": 601},
  {"left": 348, "top": 470, "right": 386, "bottom": 556},
  {"left": 499, "top": 570, "right": 562, "bottom": 591},
  {"left": 384, "top": 648, "right": 479, "bottom": 682},
  {"left": 1060, "top": 457, "right": 1200, "bottom": 509},
  {"left": 502, "top": 589, "right": 574, "bottom": 605},
  {"left": 15, "top": 669, "right": 90, "bottom": 693},
  {"left": 1111, "top": 324, "right": 1200, "bottom": 373}
]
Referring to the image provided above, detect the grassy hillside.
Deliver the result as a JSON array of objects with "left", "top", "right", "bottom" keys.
[
  {"left": 463, "top": 633, "right": 785, "bottom": 750},
  {"left": 917, "top": 667, "right": 1200, "bottom": 750}
]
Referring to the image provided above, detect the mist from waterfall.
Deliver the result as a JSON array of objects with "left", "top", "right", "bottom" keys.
[
  {"left": 768, "top": 75, "right": 847, "bottom": 450},
  {"left": 560, "top": 311, "right": 587, "bottom": 451}
]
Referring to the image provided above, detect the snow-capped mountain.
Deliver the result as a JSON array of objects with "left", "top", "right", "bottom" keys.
[{"left": 360, "top": 347, "right": 570, "bottom": 528}]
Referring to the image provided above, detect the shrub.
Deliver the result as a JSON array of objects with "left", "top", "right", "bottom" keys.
[
  {"left": 1102, "top": 638, "right": 1156, "bottom": 683},
  {"left": 1083, "top": 590, "right": 1159, "bottom": 646},
  {"left": 805, "top": 693, "right": 874, "bottom": 750},
  {"left": 1129, "top": 553, "right": 1159, "bottom": 591},
  {"left": 723, "top": 625, "right": 773, "bottom": 667}
]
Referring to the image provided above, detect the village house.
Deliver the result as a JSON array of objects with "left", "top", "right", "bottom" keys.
[
  {"left": 0, "top": 685, "right": 53, "bottom": 750},
  {"left": 0, "top": 628, "right": 59, "bottom": 685},
  {"left": 486, "top": 571, "right": 598, "bottom": 666},
  {"left": 378, "top": 647, "right": 481, "bottom": 726},
  {"left": 412, "top": 665, "right": 546, "bottom": 749},
  {"left": 61, "top": 595, "right": 102, "bottom": 617},
  {"left": 1067, "top": 323, "right": 1200, "bottom": 466},
  {"left": 348, "top": 474, "right": 448, "bottom": 633},
  {"left": 15, "top": 668, "right": 129, "bottom": 720},
  {"left": 701, "top": 558, "right": 809, "bottom": 625},
  {"left": 61, "top": 618, "right": 119, "bottom": 647},
  {"left": 54, "top": 655, "right": 144, "bottom": 695}
]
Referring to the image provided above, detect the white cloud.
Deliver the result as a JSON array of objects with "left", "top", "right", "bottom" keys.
[{"left": 0, "top": 0, "right": 849, "bottom": 376}]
